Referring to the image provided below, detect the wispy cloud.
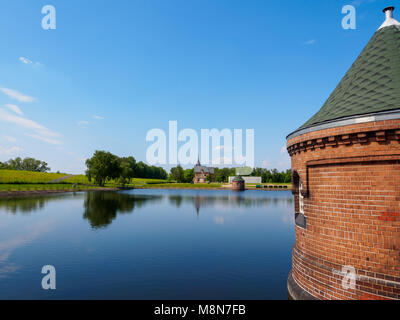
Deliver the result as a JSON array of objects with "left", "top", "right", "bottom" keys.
[
  {"left": 19, "top": 57, "right": 32, "bottom": 65},
  {"left": 261, "top": 160, "right": 270, "bottom": 168},
  {"left": 4, "top": 104, "right": 22, "bottom": 115},
  {"left": 0, "top": 146, "right": 23, "bottom": 155},
  {"left": 303, "top": 39, "right": 316, "bottom": 46},
  {"left": 92, "top": 115, "right": 104, "bottom": 120},
  {"left": 0, "top": 88, "right": 35, "bottom": 103},
  {"left": 24, "top": 133, "right": 62, "bottom": 145},
  {"left": 0, "top": 108, "right": 59, "bottom": 138},
  {"left": 77, "top": 120, "right": 89, "bottom": 127},
  {"left": 212, "top": 156, "right": 233, "bottom": 166},
  {"left": 3, "top": 136, "right": 17, "bottom": 143},
  {"left": 0, "top": 221, "right": 56, "bottom": 279},
  {"left": 213, "top": 145, "right": 233, "bottom": 152},
  {"left": 273, "top": 145, "right": 290, "bottom": 170},
  {"left": 351, "top": 0, "right": 376, "bottom": 6},
  {"left": 19, "top": 57, "right": 42, "bottom": 67}
]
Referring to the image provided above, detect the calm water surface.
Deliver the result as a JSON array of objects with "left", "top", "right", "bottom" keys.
[{"left": 0, "top": 189, "right": 294, "bottom": 299}]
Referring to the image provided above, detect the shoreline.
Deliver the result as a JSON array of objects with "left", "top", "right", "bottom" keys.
[
  {"left": 0, "top": 185, "right": 291, "bottom": 199},
  {"left": 0, "top": 187, "right": 119, "bottom": 199},
  {"left": 135, "top": 186, "right": 291, "bottom": 191}
]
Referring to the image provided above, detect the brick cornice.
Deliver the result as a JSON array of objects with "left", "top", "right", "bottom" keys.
[{"left": 288, "top": 127, "right": 400, "bottom": 157}]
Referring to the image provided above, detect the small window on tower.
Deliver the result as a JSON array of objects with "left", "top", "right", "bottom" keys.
[
  {"left": 299, "top": 181, "right": 304, "bottom": 214},
  {"left": 295, "top": 180, "right": 307, "bottom": 229}
]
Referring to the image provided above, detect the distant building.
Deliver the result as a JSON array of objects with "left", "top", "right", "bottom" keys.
[
  {"left": 193, "top": 160, "right": 214, "bottom": 183},
  {"left": 232, "top": 176, "right": 245, "bottom": 191},
  {"left": 229, "top": 176, "right": 262, "bottom": 184}
]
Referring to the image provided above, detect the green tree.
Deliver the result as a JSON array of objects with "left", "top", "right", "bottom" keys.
[
  {"left": 119, "top": 156, "right": 136, "bottom": 186},
  {"left": 170, "top": 165, "right": 184, "bottom": 182},
  {"left": 21, "top": 158, "right": 50, "bottom": 172},
  {"left": 85, "top": 151, "right": 121, "bottom": 186},
  {"left": 183, "top": 169, "right": 194, "bottom": 183},
  {"left": 1, "top": 157, "right": 50, "bottom": 172},
  {"left": 214, "top": 167, "right": 235, "bottom": 183}
]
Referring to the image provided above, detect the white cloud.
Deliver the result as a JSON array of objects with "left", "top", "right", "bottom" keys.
[
  {"left": 212, "top": 156, "right": 233, "bottom": 166},
  {"left": 3, "top": 136, "right": 17, "bottom": 143},
  {"left": 92, "top": 115, "right": 104, "bottom": 120},
  {"left": 19, "top": 57, "right": 32, "bottom": 65},
  {"left": 351, "top": 0, "right": 376, "bottom": 6},
  {"left": 4, "top": 104, "right": 22, "bottom": 115},
  {"left": 25, "top": 134, "right": 62, "bottom": 145},
  {"left": 77, "top": 120, "right": 89, "bottom": 127},
  {"left": 281, "top": 146, "right": 287, "bottom": 154},
  {"left": 19, "top": 57, "right": 42, "bottom": 68},
  {"left": 261, "top": 160, "right": 270, "bottom": 168},
  {"left": 277, "top": 154, "right": 291, "bottom": 170},
  {"left": 0, "top": 108, "right": 59, "bottom": 137},
  {"left": 0, "top": 146, "right": 23, "bottom": 155},
  {"left": 0, "top": 88, "right": 35, "bottom": 103},
  {"left": 214, "top": 216, "right": 225, "bottom": 225},
  {"left": 303, "top": 39, "right": 316, "bottom": 45}
]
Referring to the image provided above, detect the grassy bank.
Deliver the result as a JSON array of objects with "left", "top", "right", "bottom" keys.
[
  {"left": 0, "top": 170, "right": 68, "bottom": 184},
  {"left": 0, "top": 170, "right": 291, "bottom": 193},
  {"left": 0, "top": 170, "right": 167, "bottom": 185},
  {"left": 0, "top": 184, "right": 108, "bottom": 192},
  {"left": 137, "top": 183, "right": 223, "bottom": 189},
  {"left": 0, "top": 170, "right": 169, "bottom": 194}
]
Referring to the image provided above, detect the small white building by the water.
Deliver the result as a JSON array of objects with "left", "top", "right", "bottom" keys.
[{"left": 228, "top": 176, "right": 262, "bottom": 184}]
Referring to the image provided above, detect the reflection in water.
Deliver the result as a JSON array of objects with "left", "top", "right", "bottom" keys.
[
  {"left": 0, "top": 191, "right": 293, "bottom": 226},
  {"left": 187, "top": 194, "right": 293, "bottom": 215},
  {"left": 83, "top": 192, "right": 163, "bottom": 229},
  {"left": 0, "top": 196, "right": 52, "bottom": 214},
  {"left": 82, "top": 191, "right": 294, "bottom": 228},
  {"left": 0, "top": 220, "right": 56, "bottom": 279},
  {"left": 0, "top": 189, "right": 295, "bottom": 299}
]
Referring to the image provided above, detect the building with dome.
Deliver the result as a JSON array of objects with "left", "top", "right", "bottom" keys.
[{"left": 287, "top": 7, "right": 400, "bottom": 300}]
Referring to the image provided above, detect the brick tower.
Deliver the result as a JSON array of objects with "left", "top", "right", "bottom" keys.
[{"left": 287, "top": 7, "right": 400, "bottom": 300}]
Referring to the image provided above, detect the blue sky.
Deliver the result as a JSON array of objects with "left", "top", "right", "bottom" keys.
[{"left": 0, "top": 0, "right": 394, "bottom": 173}]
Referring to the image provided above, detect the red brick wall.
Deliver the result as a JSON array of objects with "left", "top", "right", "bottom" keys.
[{"left": 287, "top": 119, "right": 400, "bottom": 300}]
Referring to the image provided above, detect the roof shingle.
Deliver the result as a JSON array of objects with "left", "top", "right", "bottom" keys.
[{"left": 299, "top": 25, "right": 400, "bottom": 130}]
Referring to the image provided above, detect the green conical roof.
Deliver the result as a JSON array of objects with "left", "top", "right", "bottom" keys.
[
  {"left": 298, "top": 24, "right": 400, "bottom": 131},
  {"left": 232, "top": 175, "right": 244, "bottom": 182}
]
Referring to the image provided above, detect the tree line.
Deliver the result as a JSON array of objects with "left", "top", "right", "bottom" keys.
[
  {"left": 0, "top": 154, "right": 291, "bottom": 185},
  {"left": 85, "top": 151, "right": 168, "bottom": 186},
  {"left": 168, "top": 165, "right": 291, "bottom": 183},
  {"left": 250, "top": 168, "right": 292, "bottom": 184},
  {"left": 0, "top": 157, "right": 50, "bottom": 172}
]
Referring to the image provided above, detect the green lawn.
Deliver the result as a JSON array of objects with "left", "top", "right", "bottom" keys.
[
  {"left": 0, "top": 184, "right": 105, "bottom": 192},
  {"left": 0, "top": 170, "right": 292, "bottom": 191},
  {"left": 138, "top": 183, "right": 223, "bottom": 189},
  {"left": 0, "top": 170, "right": 168, "bottom": 188},
  {"left": 0, "top": 170, "right": 67, "bottom": 184},
  {"left": 59, "top": 175, "right": 90, "bottom": 184}
]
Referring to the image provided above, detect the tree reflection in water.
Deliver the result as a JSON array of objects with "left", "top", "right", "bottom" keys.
[
  {"left": 83, "top": 191, "right": 293, "bottom": 228},
  {"left": 169, "top": 193, "right": 293, "bottom": 215},
  {"left": 0, "top": 194, "right": 71, "bottom": 214},
  {"left": 0, "top": 191, "right": 293, "bottom": 228},
  {"left": 83, "top": 192, "right": 163, "bottom": 229}
]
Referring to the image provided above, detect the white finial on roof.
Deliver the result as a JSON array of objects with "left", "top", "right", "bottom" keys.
[{"left": 379, "top": 6, "right": 400, "bottom": 30}]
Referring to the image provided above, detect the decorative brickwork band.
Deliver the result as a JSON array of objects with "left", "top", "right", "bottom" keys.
[{"left": 287, "top": 128, "right": 400, "bottom": 157}]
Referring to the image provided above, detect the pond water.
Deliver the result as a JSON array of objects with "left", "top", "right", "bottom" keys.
[{"left": 0, "top": 189, "right": 294, "bottom": 300}]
